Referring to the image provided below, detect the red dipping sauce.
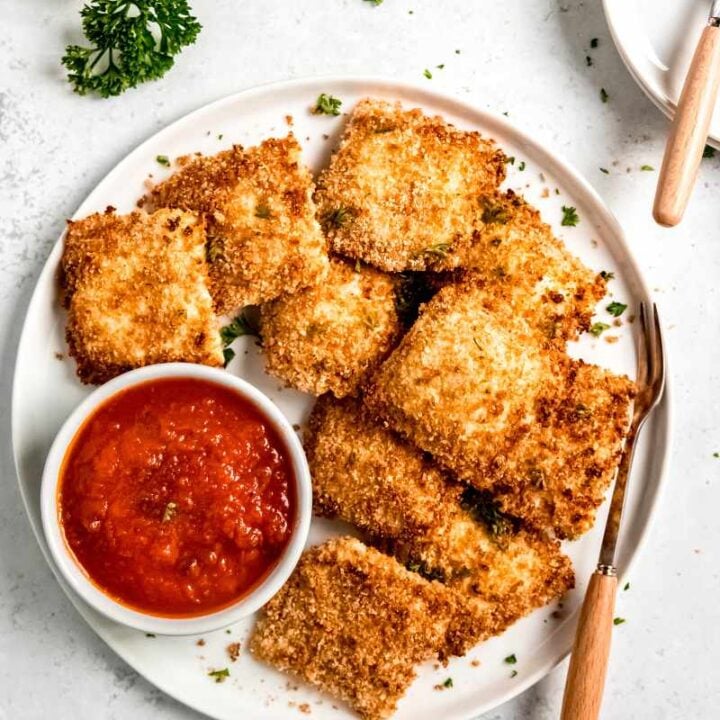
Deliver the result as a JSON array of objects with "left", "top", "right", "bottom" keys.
[{"left": 58, "top": 377, "right": 296, "bottom": 617}]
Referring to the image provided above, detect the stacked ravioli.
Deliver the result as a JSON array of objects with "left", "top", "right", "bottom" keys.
[{"left": 60, "top": 99, "right": 635, "bottom": 720}]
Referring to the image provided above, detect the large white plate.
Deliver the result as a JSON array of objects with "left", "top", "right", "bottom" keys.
[
  {"left": 12, "top": 76, "right": 671, "bottom": 720},
  {"left": 604, "top": 0, "right": 720, "bottom": 148}
]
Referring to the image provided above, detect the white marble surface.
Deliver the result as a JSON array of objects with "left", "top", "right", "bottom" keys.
[{"left": 1, "top": 1, "right": 719, "bottom": 718}]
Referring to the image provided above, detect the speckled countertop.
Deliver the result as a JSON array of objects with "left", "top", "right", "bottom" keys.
[{"left": 1, "top": 1, "right": 719, "bottom": 718}]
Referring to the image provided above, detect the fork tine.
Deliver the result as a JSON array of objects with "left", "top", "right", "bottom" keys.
[
  {"left": 635, "top": 302, "right": 650, "bottom": 389},
  {"left": 652, "top": 304, "right": 666, "bottom": 396}
]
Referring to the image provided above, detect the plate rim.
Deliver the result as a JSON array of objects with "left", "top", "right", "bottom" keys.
[
  {"left": 11, "top": 73, "right": 674, "bottom": 720},
  {"left": 603, "top": 0, "right": 720, "bottom": 150}
]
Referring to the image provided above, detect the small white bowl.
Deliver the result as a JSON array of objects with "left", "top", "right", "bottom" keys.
[{"left": 40, "top": 363, "right": 311, "bottom": 636}]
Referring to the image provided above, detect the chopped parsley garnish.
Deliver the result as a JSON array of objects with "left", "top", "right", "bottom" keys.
[
  {"left": 640, "top": 165, "right": 654, "bottom": 171},
  {"left": 481, "top": 198, "right": 510, "bottom": 224},
  {"left": 208, "top": 668, "right": 230, "bottom": 683},
  {"left": 221, "top": 313, "right": 258, "bottom": 345},
  {"left": 510, "top": 670, "right": 518, "bottom": 678},
  {"left": 504, "top": 654, "right": 517, "bottom": 665},
  {"left": 364, "top": 0, "right": 383, "bottom": 5},
  {"left": 460, "top": 487, "right": 517, "bottom": 541},
  {"left": 599, "top": 167, "right": 609, "bottom": 174},
  {"left": 505, "top": 156, "right": 515, "bottom": 165},
  {"left": 423, "top": 69, "right": 433, "bottom": 79},
  {"left": 623, "top": 582, "right": 630, "bottom": 591},
  {"left": 423, "top": 242, "right": 451, "bottom": 258},
  {"left": 443, "top": 677, "right": 453, "bottom": 688},
  {"left": 714, "top": 452, "right": 720, "bottom": 458},
  {"left": 561, "top": 205, "right": 580, "bottom": 226},
  {"left": 145, "top": 633, "right": 156, "bottom": 638},
  {"left": 405, "top": 559, "right": 445, "bottom": 582},
  {"left": 255, "top": 203, "right": 272, "bottom": 219},
  {"left": 162, "top": 501, "right": 178, "bottom": 522},
  {"left": 585, "top": 55, "right": 593, "bottom": 67},
  {"left": 206, "top": 237, "right": 224, "bottom": 263},
  {"left": 613, "top": 617, "right": 626, "bottom": 626},
  {"left": 313, "top": 93, "right": 342, "bottom": 116},
  {"left": 703, "top": 144, "right": 716, "bottom": 159},
  {"left": 455, "top": 49, "right": 461, "bottom": 54},
  {"left": 156, "top": 155, "right": 170, "bottom": 167},
  {"left": 517, "top": 161, "right": 526, "bottom": 171},
  {"left": 600, "top": 87, "right": 609, "bottom": 103},
  {"left": 590, "top": 322, "right": 610, "bottom": 337},
  {"left": 436, "top": 63, "right": 445, "bottom": 69},
  {"left": 606, "top": 301, "right": 627, "bottom": 317},
  {"left": 222, "top": 348, "right": 235, "bottom": 367},
  {"left": 590, "top": 38, "right": 599, "bottom": 48},
  {"left": 63, "top": 0, "right": 202, "bottom": 98},
  {"left": 323, "top": 206, "right": 355, "bottom": 229},
  {"left": 600, "top": 270, "right": 615, "bottom": 280}
]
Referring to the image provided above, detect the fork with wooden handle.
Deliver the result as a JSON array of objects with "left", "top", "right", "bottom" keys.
[
  {"left": 654, "top": 0, "right": 720, "bottom": 226},
  {"left": 560, "top": 304, "right": 665, "bottom": 720}
]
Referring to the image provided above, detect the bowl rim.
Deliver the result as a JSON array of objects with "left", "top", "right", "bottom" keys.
[{"left": 39, "top": 362, "right": 312, "bottom": 636}]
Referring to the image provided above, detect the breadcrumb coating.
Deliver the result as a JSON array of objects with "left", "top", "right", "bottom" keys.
[
  {"left": 62, "top": 208, "right": 223, "bottom": 384},
  {"left": 314, "top": 99, "right": 506, "bottom": 272},
  {"left": 446, "top": 190, "right": 606, "bottom": 341},
  {"left": 149, "top": 135, "right": 328, "bottom": 313},
  {"left": 250, "top": 537, "right": 457, "bottom": 720},
  {"left": 260, "top": 258, "right": 402, "bottom": 397},
  {"left": 365, "top": 280, "right": 635, "bottom": 538},
  {"left": 306, "top": 395, "right": 574, "bottom": 654}
]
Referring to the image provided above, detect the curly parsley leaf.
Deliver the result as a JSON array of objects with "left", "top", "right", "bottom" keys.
[
  {"left": 590, "top": 322, "right": 610, "bottom": 337},
  {"left": 313, "top": 93, "right": 342, "bottom": 116},
  {"left": 220, "top": 310, "right": 261, "bottom": 347},
  {"left": 606, "top": 301, "right": 627, "bottom": 317},
  {"left": 208, "top": 668, "right": 230, "bottom": 683},
  {"left": 63, "top": 0, "right": 202, "bottom": 98},
  {"left": 561, "top": 205, "right": 580, "bottom": 227}
]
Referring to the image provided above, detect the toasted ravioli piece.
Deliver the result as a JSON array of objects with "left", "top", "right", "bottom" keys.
[
  {"left": 314, "top": 99, "right": 506, "bottom": 272},
  {"left": 306, "top": 395, "right": 574, "bottom": 652},
  {"left": 448, "top": 191, "right": 606, "bottom": 340},
  {"left": 260, "top": 259, "right": 402, "bottom": 397},
  {"left": 250, "top": 537, "right": 456, "bottom": 720},
  {"left": 150, "top": 135, "right": 328, "bottom": 313},
  {"left": 62, "top": 209, "right": 223, "bottom": 384},
  {"left": 365, "top": 281, "right": 635, "bottom": 538}
]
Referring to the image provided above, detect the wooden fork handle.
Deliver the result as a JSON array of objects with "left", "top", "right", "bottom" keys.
[
  {"left": 654, "top": 24, "right": 720, "bottom": 227},
  {"left": 560, "top": 571, "right": 617, "bottom": 720}
]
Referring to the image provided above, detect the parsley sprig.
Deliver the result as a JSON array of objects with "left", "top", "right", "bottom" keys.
[
  {"left": 63, "top": 0, "right": 202, "bottom": 98},
  {"left": 313, "top": 93, "right": 342, "bottom": 116}
]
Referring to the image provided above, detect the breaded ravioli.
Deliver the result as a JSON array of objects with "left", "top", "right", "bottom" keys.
[
  {"left": 447, "top": 190, "right": 606, "bottom": 341},
  {"left": 149, "top": 135, "right": 328, "bottom": 314},
  {"left": 314, "top": 99, "right": 506, "bottom": 272},
  {"left": 365, "top": 281, "right": 635, "bottom": 538},
  {"left": 250, "top": 537, "right": 456, "bottom": 720},
  {"left": 306, "top": 395, "right": 574, "bottom": 653},
  {"left": 260, "top": 258, "right": 402, "bottom": 397},
  {"left": 62, "top": 208, "right": 223, "bottom": 384}
]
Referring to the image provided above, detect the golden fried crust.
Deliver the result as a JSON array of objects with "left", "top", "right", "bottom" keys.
[
  {"left": 306, "top": 395, "right": 574, "bottom": 654},
  {"left": 446, "top": 190, "right": 606, "bottom": 341},
  {"left": 260, "top": 258, "right": 402, "bottom": 397},
  {"left": 314, "top": 99, "right": 506, "bottom": 272},
  {"left": 364, "top": 281, "right": 635, "bottom": 539},
  {"left": 62, "top": 209, "right": 223, "bottom": 384},
  {"left": 149, "top": 135, "right": 329, "bottom": 313},
  {"left": 250, "top": 537, "right": 456, "bottom": 720}
]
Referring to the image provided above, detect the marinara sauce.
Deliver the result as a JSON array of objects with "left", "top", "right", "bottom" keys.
[{"left": 59, "top": 377, "right": 296, "bottom": 616}]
